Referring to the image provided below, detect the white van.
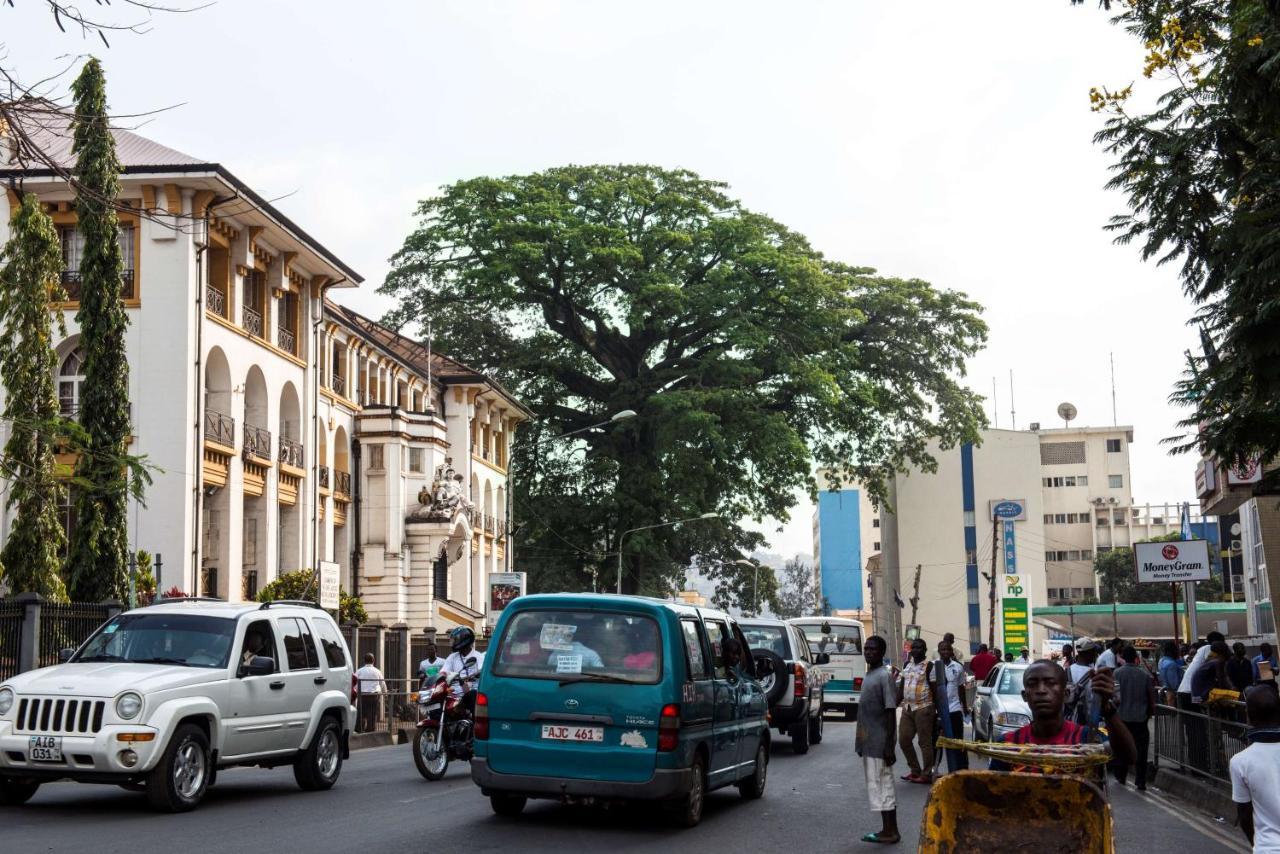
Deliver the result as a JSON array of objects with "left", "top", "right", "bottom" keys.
[{"left": 789, "top": 617, "right": 866, "bottom": 720}]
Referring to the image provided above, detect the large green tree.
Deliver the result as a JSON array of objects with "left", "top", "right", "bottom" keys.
[
  {"left": 383, "top": 166, "right": 987, "bottom": 601},
  {"left": 64, "top": 57, "right": 132, "bottom": 602},
  {"left": 0, "top": 194, "right": 69, "bottom": 600},
  {"left": 1089, "top": 1, "right": 1280, "bottom": 465}
]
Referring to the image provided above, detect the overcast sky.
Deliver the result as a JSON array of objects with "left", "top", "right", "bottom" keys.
[{"left": 7, "top": 1, "right": 1202, "bottom": 559}]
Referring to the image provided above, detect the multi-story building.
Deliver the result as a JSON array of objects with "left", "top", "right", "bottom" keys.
[
  {"left": 811, "top": 472, "right": 878, "bottom": 611},
  {"left": 0, "top": 109, "right": 527, "bottom": 632}
]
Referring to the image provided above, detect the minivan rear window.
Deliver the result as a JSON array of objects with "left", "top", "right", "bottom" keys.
[
  {"left": 796, "top": 623, "right": 863, "bottom": 655},
  {"left": 493, "top": 610, "right": 662, "bottom": 684}
]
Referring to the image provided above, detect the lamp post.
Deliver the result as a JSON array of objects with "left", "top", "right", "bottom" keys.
[
  {"left": 733, "top": 558, "right": 760, "bottom": 616},
  {"left": 616, "top": 512, "right": 719, "bottom": 595}
]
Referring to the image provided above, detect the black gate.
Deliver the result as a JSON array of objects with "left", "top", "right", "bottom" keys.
[{"left": 0, "top": 601, "right": 22, "bottom": 681}]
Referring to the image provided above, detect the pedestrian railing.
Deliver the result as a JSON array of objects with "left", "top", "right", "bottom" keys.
[
  {"left": 354, "top": 678, "right": 419, "bottom": 736},
  {"left": 0, "top": 601, "right": 23, "bottom": 681},
  {"left": 1152, "top": 700, "right": 1249, "bottom": 787}
]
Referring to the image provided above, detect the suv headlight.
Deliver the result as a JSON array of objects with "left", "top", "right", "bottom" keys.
[
  {"left": 115, "top": 692, "right": 143, "bottom": 720},
  {"left": 0, "top": 687, "right": 13, "bottom": 716}
]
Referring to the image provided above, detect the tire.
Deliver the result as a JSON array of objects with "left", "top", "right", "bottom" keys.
[
  {"left": 294, "top": 715, "right": 343, "bottom": 791},
  {"left": 736, "top": 742, "right": 768, "bottom": 800},
  {"left": 671, "top": 754, "right": 707, "bottom": 828},
  {"left": 0, "top": 777, "right": 39, "bottom": 805},
  {"left": 413, "top": 725, "right": 449, "bottom": 781},
  {"left": 490, "top": 793, "right": 527, "bottom": 816},
  {"left": 751, "top": 650, "right": 789, "bottom": 705},
  {"left": 146, "top": 723, "right": 210, "bottom": 813},
  {"left": 809, "top": 709, "right": 824, "bottom": 744},
  {"left": 790, "top": 718, "right": 810, "bottom": 755}
]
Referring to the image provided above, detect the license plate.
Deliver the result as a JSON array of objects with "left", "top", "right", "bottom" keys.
[
  {"left": 28, "top": 735, "right": 62, "bottom": 763},
  {"left": 540, "top": 724, "right": 603, "bottom": 743}
]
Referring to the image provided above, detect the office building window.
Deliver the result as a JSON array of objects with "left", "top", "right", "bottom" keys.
[
  {"left": 872, "top": 518, "right": 880, "bottom": 528},
  {"left": 1081, "top": 549, "right": 1093, "bottom": 560},
  {"left": 1113, "top": 510, "right": 1125, "bottom": 524},
  {"left": 873, "top": 541, "right": 881, "bottom": 551},
  {"left": 367, "top": 444, "right": 384, "bottom": 471},
  {"left": 1043, "top": 514, "right": 1053, "bottom": 524},
  {"left": 1055, "top": 513, "right": 1067, "bottom": 524},
  {"left": 1108, "top": 474, "right": 1123, "bottom": 489},
  {"left": 408, "top": 448, "right": 424, "bottom": 473},
  {"left": 1106, "top": 438, "right": 1122, "bottom": 453},
  {"left": 1078, "top": 475, "right": 1088, "bottom": 486}
]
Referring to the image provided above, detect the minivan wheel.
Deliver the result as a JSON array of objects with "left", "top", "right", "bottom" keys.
[
  {"left": 490, "top": 793, "right": 527, "bottom": 816},
  {"left": 737, "top": 743, "right": 768, "bottom": 800},
  {"left": 789, "top": 719, "right": 810, "bottom": 755},
  {"left": 294, "top": 716, "right": 343, "bottom": 791},
  {"left": 0, "top": 777, "right": 39, "bottom": 805},
  {"left": 146, "top": 724, "right": 210, "bottom": 812},
  {"left": 672, "top": 755, "right": 706, "bottom": 828},
  {"left": 809, "top": 710, "right": 824, "bottom": 744}
]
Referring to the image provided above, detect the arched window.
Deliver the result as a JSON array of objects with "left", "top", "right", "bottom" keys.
[{"left": 58, "top": 348, "right": 85, "bottom": 417}]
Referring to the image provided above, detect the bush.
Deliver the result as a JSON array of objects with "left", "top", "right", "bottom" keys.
[
  {"left": 135, "top": 551, "right": 157, "bottom": 605},
  {"left": 256, "top": 569, "right": 367, "bottom": 624}
]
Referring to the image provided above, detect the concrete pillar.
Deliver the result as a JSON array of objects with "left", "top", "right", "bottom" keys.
[{"left": 16, "top": 592, "right": 41, "bottom": 673}]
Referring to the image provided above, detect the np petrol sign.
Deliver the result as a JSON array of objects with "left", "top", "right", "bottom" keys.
[
  {"left": 989, "top": 499, "right": 1027, "bottom": 521},
  {"left": 1134, "top": 539, "right": 1211, "bottom": 584}
]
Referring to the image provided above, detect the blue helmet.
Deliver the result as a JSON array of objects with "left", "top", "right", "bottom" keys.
[{"left": 449, "top": 626, "right": 475, "bottom": 652}]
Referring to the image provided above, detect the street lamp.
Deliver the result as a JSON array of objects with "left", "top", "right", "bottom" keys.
[
  {"left": 616, "top": 512, "right": 719, "bottom": 595},
  {"left": 733, "top": 558, "right": 760, "bottom": 616}
]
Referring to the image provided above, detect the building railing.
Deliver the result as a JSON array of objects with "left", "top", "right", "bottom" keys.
[
  {"left": 242, "top": 305, "right": 263, "bottom": 338},
  {"left": 278, "top": 326, "right": 296, "bottom": 355},
  {"left": 206, "top": 285, "right": 226, "bottom": 318},
  {"left": 204, "top": 410, "right": 235, "bottom": 448},
  {"left": 60, "top": 269, "right": 136, "bottom": 301},
  {"left": 318, "top": 465, "right": 331, "bottom": 490},
  {"left": 243, "top": 424, "right": 272, "bottom": 460},
  {"left": 334, "top": 470, "right": 351, "bottom": 496},
  {"left": 330, "top": 374, "right": 346, "bottom": 397},
  {"left": 278, "top": 436, "right": 304, "bottom": 469},
  {"left": 1153, "top": 700, "right": 1249, "bottom": 787}
]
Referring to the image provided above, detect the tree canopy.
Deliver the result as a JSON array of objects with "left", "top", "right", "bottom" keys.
[
  {"left": 773, "top": 557, "right": 819, "bottom": 620},
  {"left": 382, "top": 165, "right": 987, "bottom": 600}
]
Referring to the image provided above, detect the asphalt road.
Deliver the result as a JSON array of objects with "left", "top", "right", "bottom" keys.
[{"left": 1, "top": 722, "right": 1250, "bottom": 853}]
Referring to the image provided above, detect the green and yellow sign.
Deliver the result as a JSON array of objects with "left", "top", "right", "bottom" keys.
[{"left": 1002, "top": 596, "right": 1029, "bottom": 650}]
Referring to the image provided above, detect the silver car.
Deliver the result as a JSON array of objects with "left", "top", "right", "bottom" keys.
[{"left": 973, "top": 663, "right": 1031, "bottom": 742}]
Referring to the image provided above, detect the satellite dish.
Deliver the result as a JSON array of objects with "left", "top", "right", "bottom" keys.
[{"left": 1057, "top": 402, "right": 1078, "bottom": 426}]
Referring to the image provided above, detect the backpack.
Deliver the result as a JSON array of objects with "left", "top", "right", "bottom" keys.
[{"left": 1063, "top": 667, "right": 1094, "bottom": 725}]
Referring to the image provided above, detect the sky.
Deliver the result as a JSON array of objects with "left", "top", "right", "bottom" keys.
[{"left": 4, "top": 0, "right": 1203, "bottom": 559}]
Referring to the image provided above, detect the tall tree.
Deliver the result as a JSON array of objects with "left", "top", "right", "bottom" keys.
[
  {"left": 64, "top": 57, "right": 131, "bottom": 602},
  {"left": 0, "top": 194, "right": 69, "bottom": 600},
  {"left": 774, "top": 557, "right": 818, "bottom": 620},
  {"left": 1090, "top": 1, "right": 1280, "bottom": 465},
  {"left": 383, "top": 166, "right": 987, "bottom": 601}
]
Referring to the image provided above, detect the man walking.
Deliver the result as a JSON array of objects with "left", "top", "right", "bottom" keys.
[
  {"left": 898, "top": 638, "right": 935, "bottom": 784},
  {"left": 931, "top": 639, "right": 969, "bottom": 772},
  {"left": 1098, "top": 637, "right": 1124, "bottom": 671},
  {"left": 970, "top": 644, "right": 997, "bottom": 682},
  {"left": 855, "top": 635, "right": 900, "bottom": 844},
  {"left": 1158, "top": 641, "right": 1185, "bottom": 702},
  {"left": 355, "top": 653, "right": 386, "bottom": 733},
  {"left": 1231, "top": 685, "right": 1280, "bottom": 853},
  {"left": 1113, "top": 645, "right": 1157, "bottom": 790}
]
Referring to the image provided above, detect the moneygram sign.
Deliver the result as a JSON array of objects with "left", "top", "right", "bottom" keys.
[{"left": 1133, "top": 539, "right": 1211, "bottom": 584}]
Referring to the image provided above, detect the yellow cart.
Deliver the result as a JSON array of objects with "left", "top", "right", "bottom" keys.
[{"left": 917, "top": 770, "right": 1114, "bottom": 854}]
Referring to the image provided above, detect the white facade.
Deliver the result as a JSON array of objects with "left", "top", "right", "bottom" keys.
[{"left": 0, "top": 117, "right": 525, "bottom": 632}]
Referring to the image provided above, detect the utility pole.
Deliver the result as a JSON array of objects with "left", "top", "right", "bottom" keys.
[
  {"left": 988, "top": 515, "right": 999, "bottom": 648},
  {"left": 908, "top": 563, "right": 922, "bottom": 626}
]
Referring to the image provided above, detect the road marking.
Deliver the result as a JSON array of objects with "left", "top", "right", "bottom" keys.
[{"left": 1131, "top": 787, "right": 1250, "bottom": 853}]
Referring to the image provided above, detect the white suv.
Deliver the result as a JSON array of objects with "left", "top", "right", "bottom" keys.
[{"left": 0, "top": 599, "right": 354, "bottom": 812}]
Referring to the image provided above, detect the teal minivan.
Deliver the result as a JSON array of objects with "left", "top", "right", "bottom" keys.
[{"left": 471, "top": 594, "right": 770, "bottom": 826}]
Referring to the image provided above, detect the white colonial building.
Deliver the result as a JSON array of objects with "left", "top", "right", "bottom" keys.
[{"left": 0, "top": 111, "right": 527, "bottom": 632}]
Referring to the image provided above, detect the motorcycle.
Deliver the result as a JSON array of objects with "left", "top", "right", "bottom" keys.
[{"left": 412, "top": 670, "right": 475, "bottom": 781}]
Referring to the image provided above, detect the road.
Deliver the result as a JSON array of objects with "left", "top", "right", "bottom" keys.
[{"left": 1, "top": 722, "right": 1249, "bottom": 853}]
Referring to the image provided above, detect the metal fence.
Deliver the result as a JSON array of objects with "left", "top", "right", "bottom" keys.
[
  {"left": 37, "top": 602, "right": 113, "bottom": 668},
  {"left": 354, "top": 678, "right": 417, "bottom": 735},
  {"left": 1153, "top": 701, "right": 1250, "bottom": 786},
  {"left": 383, "top": 626, "right": 407, "bottom": 686},
  {"left": 0, "top": 601, "right": 23, "bottom": 681}
]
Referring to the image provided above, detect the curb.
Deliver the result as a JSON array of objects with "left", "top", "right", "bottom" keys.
[
  {"left": 1151, "top": 766, "right": 1236, "bottom": 819},
  {"left": 350, "top": 727, "right": 414, "bottom": 750}
]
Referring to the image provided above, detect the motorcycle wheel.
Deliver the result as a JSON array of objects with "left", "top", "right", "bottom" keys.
[{"left": 413, "top": 727, "right": 450, "bottom": 781}]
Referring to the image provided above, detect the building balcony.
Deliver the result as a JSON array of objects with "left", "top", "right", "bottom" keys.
[
  {"left": 61, "top": 269, "right": 136, "bottom": 301},
  {"left": 204, "top": 410, "right": 235, "bottom": 448},
  {"left": 318, "top": 465, "right": 331, "bottom": 491},
  {"left": 334, "top": 470, "right": 351, "bottom": 497},
  {"left": 330, "top": 374, "right": 346, "bottom": 397},
  {"left": 206, "top": 285, "right": 226, "bottom": 318},
  {"left": 242, "top": 305, "right": 264, "bottom": 339},
  {"left": 278, "top": 436, "right": 304, "bottom": 469},
  {"left": 278, "top": 326, "right": 297, "bottom": 356},
  {"left": 243, "top": 424, "right": 272, "bottom": 461}
]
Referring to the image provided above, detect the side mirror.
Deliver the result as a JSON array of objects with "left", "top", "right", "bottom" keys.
[
  {"left": 816, "top": 652, "right": 831, "bottom": 665},
  {"left": 977, "top": 685, "right": 992, "bottom": 696},
  {"left": 58, "top": 648, "right": 76, "bottom": 663},
  {"left": 238, "top": 655, "right": 275, "bottom": 677}
]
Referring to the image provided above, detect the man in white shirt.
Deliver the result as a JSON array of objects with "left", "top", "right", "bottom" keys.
[
  {"left": 1178, "top": 631, "right": 1226, "bottom": 698},
  {"left": 1097, "top": 638, "right": 1123, "bottom": 671},
  {"left": 417, "top": 639, "right": 446, "bottom": 689},
  {"left": 1230, "top": 685, "right": 1280, "bottom": 853},
  {"left": 354, "top": 653, "right": 386, "bottom": 732},
  {"left": 441, "top": 627, "right": 486, "bottom": 713},
  {"left": 930, "top": 639, "right": 969, "bottom": 772}
]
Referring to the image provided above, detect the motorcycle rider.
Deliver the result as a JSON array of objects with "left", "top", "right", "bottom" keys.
[{"left": 441, "top": 626, "right": 486, "bottom": 715}]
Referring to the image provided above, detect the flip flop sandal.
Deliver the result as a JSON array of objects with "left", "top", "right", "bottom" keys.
[
  {"left": 861, "top": 833, "right": 901, "bottom": 844},
  {"left": 900, "top": 773, "right": 919, "bottom": 781}
]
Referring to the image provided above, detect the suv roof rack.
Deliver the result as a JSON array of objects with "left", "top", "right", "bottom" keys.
[
  {"left": 258, "top": 600, "right": 323, "bottom": 610},
  {"left": 155, "top": 596, "right": 226, "bottom": 603}
]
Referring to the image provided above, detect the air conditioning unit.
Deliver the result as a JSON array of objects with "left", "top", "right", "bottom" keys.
[
  {"left": 1030, "top": 422, "right": 1041, "bottom": 431},
  {"left": 1092, "top": 497, "right": 1106, "bottom": 506},
  {"left": 1108, "top": 497, "right": 1118, "bottom": 505}
]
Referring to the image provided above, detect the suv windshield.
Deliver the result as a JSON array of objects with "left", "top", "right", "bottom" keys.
[
  {"left": 741, "top": 625, "right": 788, "bottom": 658},
  {"left": 795, "top": 623, "right": 862, "bottom": 656},
  {"left": 493, "top": 610, "right": 661, "bottom": 684},
  {"left": 72, "top": 613, "right": 236, "bottom": 669},
  {"left": 996, "top": 667, "right": 1025, "bottom": 695}
]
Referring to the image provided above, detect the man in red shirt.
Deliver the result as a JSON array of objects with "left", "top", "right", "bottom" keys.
[{"left": 970, "top": 644, "right": 998, "bottom": 682}]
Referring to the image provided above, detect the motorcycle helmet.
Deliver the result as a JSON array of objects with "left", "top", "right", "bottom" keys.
[{"left": 450, "top": 626, "right": 475, "bottom": 652}]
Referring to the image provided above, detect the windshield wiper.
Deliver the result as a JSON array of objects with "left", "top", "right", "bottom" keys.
[
  {"left": 558, "top": 673, "right": 633, "bottom": 686},
  {"left": 75, "top": 654, "right": 125, "bottom": 662},
  {"left": 138, "top": 657, "right": 189, "bottom": 666}
]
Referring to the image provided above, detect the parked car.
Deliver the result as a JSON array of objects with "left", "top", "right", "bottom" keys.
[
  {"left": 973, "top": 662, "right": 1031, "bottom": 742},
  {"left": 0, "top": 599, "right": 354, "bottom": 812},
  {"left": 790, "top": 617, "right": 865, "bottom": 720},
  {"left": 739, "top": 618, "right": 825, "bottom": 754},
  {"left": 471, "top": 594, "right": 771, "bottom": 827}
]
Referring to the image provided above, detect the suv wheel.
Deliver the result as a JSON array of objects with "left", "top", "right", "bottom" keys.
[
  {"left": 789, "top": 718, "right": 810, "bottom": 754},
  {"left": 736, "top": 742, "right": 768, "bottom": 800},
  {"left": 490, "top": 793, "right": 527, "bottom": 816},
  {"left": 0, "top": 777, "right": 39, "bottom": 805},
  {"left": 294, "top": 715, "right": 343, "bottom": 791},
  {"left": 809, "top": 709, "right": 824, "bottom": 744},
  {"left": 146, "top": 723, "right": 210, "bottom": 812},
  {"left": 671, "top": 754, "right": 706, "bottom": 828}
]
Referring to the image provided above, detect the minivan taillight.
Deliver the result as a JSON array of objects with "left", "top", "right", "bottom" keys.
[
  {"left": 795, "top": 663, "right": 807, "bottom": 698},
  {"left": 853, "top": 676, "right": 864, "bottom": 691},
  {"left": 658, "top": 703, "right": 680, "bottom": 752},
  {"left": 474, "top": 692, "right": 489, "bottom": 740}
]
